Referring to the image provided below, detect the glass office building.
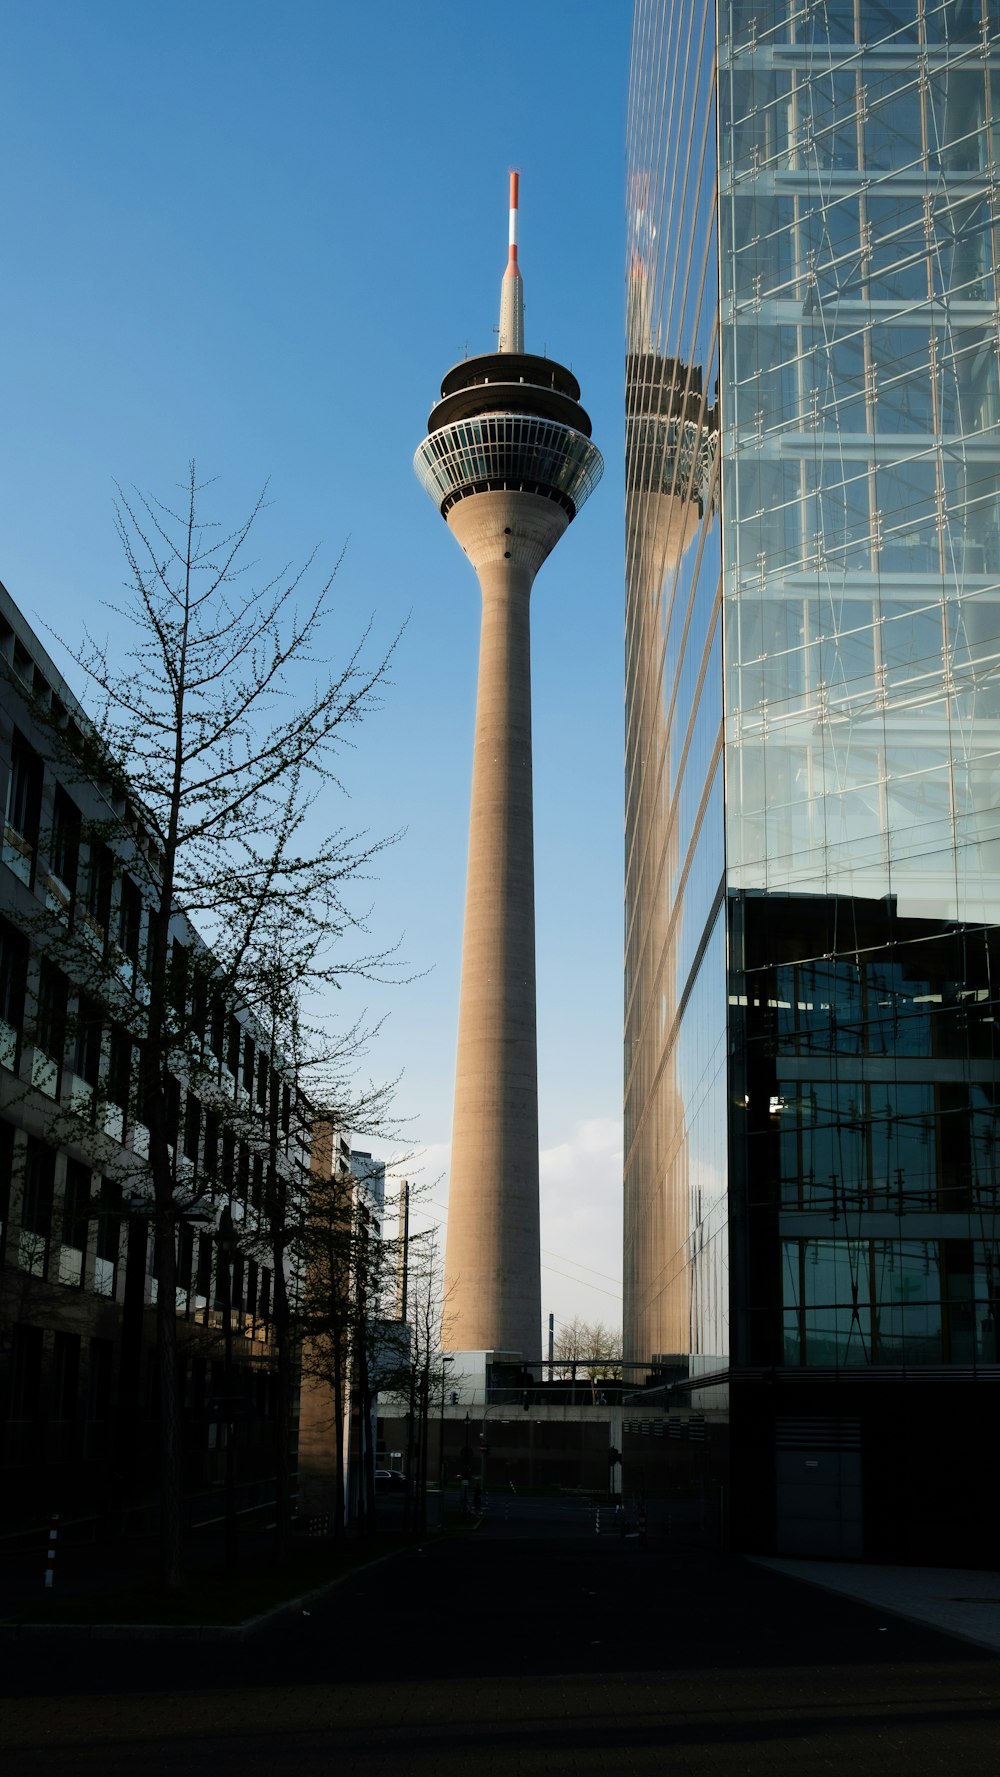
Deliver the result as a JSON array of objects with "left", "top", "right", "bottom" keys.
[{"left": 625, "top": 0, "right": 1000, "bottom": 1560}]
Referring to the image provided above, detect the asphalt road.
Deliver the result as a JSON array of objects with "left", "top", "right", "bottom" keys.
[{"left": 3, "top": 1494, "right": 999, "bottom": 1775}]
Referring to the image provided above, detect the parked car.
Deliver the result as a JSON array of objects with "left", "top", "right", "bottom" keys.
[{"left": 374, "top": 1469, "right": 406, "bottom": 1491}]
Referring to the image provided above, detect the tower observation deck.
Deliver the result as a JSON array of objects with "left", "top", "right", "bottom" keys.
[{"left": 414, "top": 175, "right": 602, "bottom": 1360}]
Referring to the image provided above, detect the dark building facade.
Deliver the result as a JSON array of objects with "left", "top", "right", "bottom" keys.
[
  {"left": 625, "top": 0, "right": 1000, "bottom": 1562},
  {"left": 0, "top": 583, "right": 291, "bottom": 1532}
]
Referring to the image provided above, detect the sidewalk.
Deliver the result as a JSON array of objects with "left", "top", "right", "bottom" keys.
[{"left": 751, "top": 1555, "right": 1000, "bottom": 1655}]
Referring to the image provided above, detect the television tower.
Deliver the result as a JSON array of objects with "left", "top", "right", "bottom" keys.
[{"left": 414, "top": 174, "right": 603, "bottom": 1357}]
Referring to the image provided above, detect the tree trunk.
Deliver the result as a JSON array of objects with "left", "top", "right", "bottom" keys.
[{"left": 272, "top": 1249, "right": 293, "bottom": 1550}]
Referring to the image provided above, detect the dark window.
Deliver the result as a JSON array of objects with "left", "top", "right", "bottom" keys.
[
  {"left": 176, "top": 1224, "right": 194, "bottom": 1297},
  {"left": 210, "top": 995, "right": 226, "bottom": 1061},
  {"left": 259, "top": 1267, "right": 271, "bottom": 1325},
  {"left": 165, "top": 1074, "right": 180, "bottom": 1150},
  {"left": 183, "top": 1091, "right": 201, "bottom": 1165},
  {"left": 21, "top": 1139, "right": 55, "bottom": 1276},
  {"left": 144, "top": 911, "right": 158, "bottom": 983},
  {"left": 281, "top": 1085, "right": 291, "bottom": 1135},
  {"left": 237, "top": 1142, "right": 249, "bottom": 1204},
  {"left": 196, "top": 1234, "right": 213, "bottom": 1300},
  {"left": 169, "top": 939, "right": 188, "bottom": 1013},
  {"left": 5, "top": 730, "right": 42, "bottom": 846},
  {"left": 73, "top": 996, "right": 102, "bottom": 1088},
  {"left": 35, "top": 960, "right": 68, "bottom": 1063},
  {"left": 203, "top": 1108, "right": 220, "bottom": 1176},
  {"left": 242, "top": 1035, "right": 255, "bottom": 1094},
  {"left": 191, "top": 966, "right": 208, "bottom": 1040},
  {"left": 61, "top": 1159, "right": 91, "bottom": 1286},
  {"left": 221, "top": 1129, "right": 235, "bottom": 1192},
  {"left": 0, "top": 916, "right": 28, "bottom": 1058},
  {"left": 226, "top": 1016, "right": 241, "bottom": 1076},
  {"left": 84, "top": 843, "right": 113, "bottom": 932},
  {"left": 50, "top": 788, "right": 80, "bottom": 896},
  {"left": 107, "top": 1028, "right": 131, "bottom": 1113},
  {"left": 0, "top": 1118, "right": 13, "bottom": 1262},
  {"left": 251, "top": 1153, "right": 263, "bottom": 1211},
  {"left": 246, "top": 1257, "right": 258, "bottom": 1319},
  {"left": 256, "top": 1055, "right": 268, "bottom": 1110},
  {"left": 117, "top": 874, "right": 141, "bottom": 966},
  {"left": 95, "top": 1180, "right": 121, "bottom": 1266}
]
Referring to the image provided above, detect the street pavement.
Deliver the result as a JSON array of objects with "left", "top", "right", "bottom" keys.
[{"left": 2, "top": 1492, "right": 999, "bottom": 1774}]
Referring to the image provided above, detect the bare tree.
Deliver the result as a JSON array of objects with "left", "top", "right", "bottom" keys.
[
  {"left": 38, "top": 465, "right": 401, "bottom": 1590},
  {"left": 553, "top": 1317, "right": 623, "bottom": 1398}
]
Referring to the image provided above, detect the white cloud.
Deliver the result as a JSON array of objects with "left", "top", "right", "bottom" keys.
[{"left": 540, "top": 1117, "right": 623, "bottom": 1336}]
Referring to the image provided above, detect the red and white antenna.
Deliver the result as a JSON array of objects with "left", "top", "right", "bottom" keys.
[{"left": 498, "top": 169, "right": 524, "bottom": 354}]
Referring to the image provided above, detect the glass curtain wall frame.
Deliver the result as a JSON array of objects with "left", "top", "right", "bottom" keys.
[
  {"left": 719, "top": 0, "right": 1000, "bottom": 925},
  {"left": 624, "top": 0, "right": 727, "bottom": 1373},
  {"left": 720, "top": 0, "right": 1000, "bottom": 1378}
]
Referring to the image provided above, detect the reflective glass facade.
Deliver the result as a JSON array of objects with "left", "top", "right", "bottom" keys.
[
  {"left": 625, "top": 0, "right": 725, "bottom": 1377},
  {"left": 626, "top": 0, "right": 1000, "bottom": 1561}
]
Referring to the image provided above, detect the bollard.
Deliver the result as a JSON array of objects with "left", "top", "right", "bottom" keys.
[{"left": 44, "top": 1513, "right": 59, "bottom": 1590}]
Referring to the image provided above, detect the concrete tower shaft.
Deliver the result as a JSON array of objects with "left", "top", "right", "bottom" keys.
[{"left": 414, "top": 180, "right": 602, "bottom": 1358}]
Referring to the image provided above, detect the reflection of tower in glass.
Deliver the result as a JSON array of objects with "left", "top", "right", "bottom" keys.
[
  {"left": 624, "top": 230, "right": 717, "bottom": 1363},
  {"left": 414, "top": 176, "right": 603, "bottom": 1357}
]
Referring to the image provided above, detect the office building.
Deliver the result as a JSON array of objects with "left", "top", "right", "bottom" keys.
[
  {"left": 415, "top": 175, "right": 603, "bottom": 1357},
  {"left": 625, "top": 0, "right": 1000, "bottom": 1561},
  {"left": 0, "top": 581, "right": 297, "bottom": 1528}
]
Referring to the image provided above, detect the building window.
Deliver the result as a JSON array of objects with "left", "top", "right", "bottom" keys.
[
  {"left": 0, "top": 915, "right": 27, "bottom": 1071},
  {"left": 93, "top": 1180, "right": 121, "bottom": 1297},
  {"left": 83, "top": 842, "right": 113, "bottom": 937},
  {"left": 209, "top": 993, "right": 226, "bottom": 1062},
  {"left": 183, "top": 1091, "right": 201, "bottom": 1167},
  {"left": 72, "top": 995, "right": 102, "bottom": 1091},
  {"left": 195, "top": 1234, "right": 213, "bottom": 1308},
  {"left": 3, "top": 729, "right": 42, "bottom": 884},
  {"left": 20, "top": 1138, "right": 55, "bottom": 1277},
  {"left": 203, "top": 1108, "right": 220, "bottom": 1177},
  {"left": 0, "top": 1117, "right": 14, "bottom": 1262},
  {"left": 169, "top": 939, "right": 188, "bottom": 1013},
  {"left": 32, "top": 961, "right": 67, "bottom": 1099},
  {"left": 165, "top": 1073, "right": 181, "bottom": 1153},
  {"left": 49, "top": 788, "right": 81, "bottom": 909},
  {"left": 59, "top": 1157, "right": 91, "bottom": 1288},
  {"left": 35, "top": 959, "right": 68, "bottom": 1058},
  {"left": 116, "top": 873, "right": 142, "bottom": 981},
  {"left": 176, "top": 1223, "right": 194, "bottom": 1312},
  {"left": 106, "top": 1027, "right": 132, "bottom": 1139}
]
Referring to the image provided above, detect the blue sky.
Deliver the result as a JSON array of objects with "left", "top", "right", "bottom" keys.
[{"left": 2, "top": 1, "right": 630, "bottom": 1339}]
